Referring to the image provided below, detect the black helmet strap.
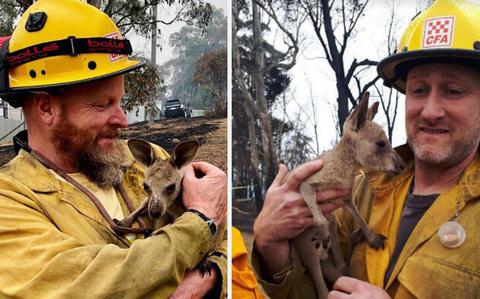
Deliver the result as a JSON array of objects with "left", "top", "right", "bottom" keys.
[{"left": 7, "top": 36, "right": 133, "bottom": 68}]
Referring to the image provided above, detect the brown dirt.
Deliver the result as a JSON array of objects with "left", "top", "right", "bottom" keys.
[
  {"left": 0, "top": 117, "right": 227, "bottom": 172},
  {"left": 122, "top": 117, "right": 227, "bottom": 172}
]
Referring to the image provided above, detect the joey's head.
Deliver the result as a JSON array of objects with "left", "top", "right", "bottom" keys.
[
  {"left": 343, "top": 92, "right": 405, "bottom": 175},
  {"left": 128, "top": 139, "right": 199, "bottom": 218}
]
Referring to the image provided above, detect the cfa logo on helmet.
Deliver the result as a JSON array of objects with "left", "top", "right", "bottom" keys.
[{"left": 422, "top": 16, "right": 455, "bottom": 48}]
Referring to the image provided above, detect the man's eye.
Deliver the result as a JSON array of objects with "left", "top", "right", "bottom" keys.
[
  {"left": 445, "top": 89, "right": 462, "bottom": 96},
  {"left": 410, "top": 88, "right": 426, "bottom": 95},
  {"left": 95, "top": 101, "right": 112, "bottom": 109}
]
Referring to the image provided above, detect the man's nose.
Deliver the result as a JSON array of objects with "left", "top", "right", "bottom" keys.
[
  {"left": 421, "top": 90, "right": 445, "bottom": 122},
  {"left": 109, "top": 105, "right": 128, "bottom": 128}
]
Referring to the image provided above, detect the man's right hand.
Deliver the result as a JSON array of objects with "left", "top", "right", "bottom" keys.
[
  {"left": 182, "top": 162, "right": 227, "bottom": 226},
  {"left": 254, "top": 160, "right": 324, "bottom": 277},
  {"left": 253, "top": 160, "right": 350, "bottom": 279}
]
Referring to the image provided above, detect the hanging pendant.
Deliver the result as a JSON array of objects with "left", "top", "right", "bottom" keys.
[{"left": 438, "top": 221, "right": 466, "bottom": 248}]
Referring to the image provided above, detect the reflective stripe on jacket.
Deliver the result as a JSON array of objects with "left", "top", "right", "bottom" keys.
[{"left": 0, "top": 141, "right": 227, "bottom": 298}]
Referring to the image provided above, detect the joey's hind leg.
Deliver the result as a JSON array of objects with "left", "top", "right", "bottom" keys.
[
  {"left": 328, "top": 220, "right": 346, "bottom": 275},
  {"left": 294, "top": 228, "right": 329, "bottom": 299},
  {"left": 299, "top": 184, "right": 330, "bottom": 247}
]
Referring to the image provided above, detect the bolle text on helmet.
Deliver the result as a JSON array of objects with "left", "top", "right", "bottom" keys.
[
  {"left": 87, "top": 38, "right": 125, "bottom": 52},
  {"left": 7, "top": 42, "right": 60, "bottom": 66}
]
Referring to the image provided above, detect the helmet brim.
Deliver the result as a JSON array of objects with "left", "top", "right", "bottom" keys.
[
  {"left": 378, "top": 48, "right": 480, "bottom": 93},
  {"left": 1, "top": 58, "right": 146, "bottom": 108}
]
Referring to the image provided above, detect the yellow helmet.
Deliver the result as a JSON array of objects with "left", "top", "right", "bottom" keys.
[
  {"left": 0, "top": 0, "right": 145, "bottom": 107},
  {"left": 377, "top": 0, "right": 480, "bottom": 93}
]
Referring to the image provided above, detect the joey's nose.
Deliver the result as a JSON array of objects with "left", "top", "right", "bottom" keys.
[{"left": 395, "top": 158, "right": 406, "bottom": 174}]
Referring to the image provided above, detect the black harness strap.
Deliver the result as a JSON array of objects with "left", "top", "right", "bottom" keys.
[{"left": 7, "top": 36, "right": 133, "bottom": 67}]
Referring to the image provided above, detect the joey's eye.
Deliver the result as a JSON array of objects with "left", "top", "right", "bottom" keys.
[
  {"left": 376, "top": 141, "right": 386, "bottom": 148},
  {"left": 143, "top": 183, "right": 151, "bottom": 192},
  {"left": 165, "top": 184, "right": 176, "bottom": 193}
]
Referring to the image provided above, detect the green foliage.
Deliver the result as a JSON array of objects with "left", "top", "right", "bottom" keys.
[
  {"left": 0, "top": 1, "right": 213, "bottom": 38},
  {"left": 193, "top": 47, "right": 227, "bottom": 116},
  {"left": 102, "top": 0, "right": 213, "bottom": 37},
  {"left": 123, "top": 60, "right": 166, "bottom": 114},
  {"left": 162, "top": 7, "right": 226, "bottom": 110}
]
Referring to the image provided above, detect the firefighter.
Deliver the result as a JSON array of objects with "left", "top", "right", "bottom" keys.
[
  {"left": 0, "top": 0, "right": 227, "bottom": 298},
  {"left": 252, "top": 0, "right": 480, "bottom": 298}
]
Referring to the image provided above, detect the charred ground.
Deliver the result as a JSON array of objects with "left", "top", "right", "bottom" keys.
[{"left": 0, "top": 117, "right": 227, "bottom": 172}]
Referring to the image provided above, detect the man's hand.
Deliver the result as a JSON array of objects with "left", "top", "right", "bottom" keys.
[
  {"left": 253, "top": 160, "right": 350, "bottom": 278},
  {"left": 329, "top": 276, "right": 391, "bottom": 299},
  {"left": 182, "top": 162, "right": 227, "bottom": 226},
  {"left": 253, "top": 160, "right": 323, "bottom": 277},
  {"left": 169, "top": 268, "right": 217, "bottom": 299}
]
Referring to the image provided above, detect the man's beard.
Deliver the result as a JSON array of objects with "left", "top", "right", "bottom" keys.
[
  {"left": 407, "top": 120, "right": 480, "bottom": 169},
  {"left": 52, "top": 113, "right": 126, "bottom": 188}
]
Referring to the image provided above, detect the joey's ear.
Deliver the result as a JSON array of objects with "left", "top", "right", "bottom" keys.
[
  {"left": 348, "top": 92, "right": 369, "bottom": 131},
  {"left": 367, "top": 101, "right": 379, "bottom": 121},
  {"left": 128, "top": 139, "right": 156, "bottom": 166},
  {"left": 170, "top": 141, "right": 199, "bottom": 169}
]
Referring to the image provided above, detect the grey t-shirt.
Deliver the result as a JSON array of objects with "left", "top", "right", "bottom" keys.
[{"left": 383, "top": 191, "right": 438, "bottom": 285}]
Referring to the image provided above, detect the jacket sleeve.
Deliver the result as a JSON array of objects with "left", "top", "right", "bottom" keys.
[
  {"left": 0, "top": 189, "right": 215, "bottom": 299},
  {"left": 251, "top": 242, "right": 318, "bottom": 299},
  {"left": 203, "top": 226, "right": 228, "bottom": 299}
]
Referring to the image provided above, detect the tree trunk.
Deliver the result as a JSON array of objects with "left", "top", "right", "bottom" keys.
[
  {"left": 253, "top": 1, "right": 277, "bottom": 188},
  {"left": 233, "top": 0, "right": 265, "bottom": 210}
]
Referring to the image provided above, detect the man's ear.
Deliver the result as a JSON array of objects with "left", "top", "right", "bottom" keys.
[{"left": 32, "top": 93, "right": 59, "bottom": 126}]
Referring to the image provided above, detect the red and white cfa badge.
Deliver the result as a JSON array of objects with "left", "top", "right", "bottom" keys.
[
  {"left": 422, "top": 16, "right": 455, "bottom": 48},
  {"left": 105, "top": 32, "right": 124, "bottom": 62}
]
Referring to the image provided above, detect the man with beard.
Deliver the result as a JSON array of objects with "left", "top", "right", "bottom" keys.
[
  {"left": 252, "top": 0, "right": 480, "bottom": 298},
  {"left": 0, "top": 0, "right": 227, "bottom": 298}
]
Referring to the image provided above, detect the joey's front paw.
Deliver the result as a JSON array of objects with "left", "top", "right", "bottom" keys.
[
  {"left": 113, "top": 218, "right": 128, "bottom": 227},
  {"left": 196, "top": 258, "right": 214, "bottom": 277}
]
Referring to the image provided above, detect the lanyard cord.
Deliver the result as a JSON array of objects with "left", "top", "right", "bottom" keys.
[{"left": 30, "top": 150, "right": 150, "bottom": 236}]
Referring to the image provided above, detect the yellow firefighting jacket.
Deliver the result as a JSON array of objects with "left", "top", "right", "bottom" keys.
[
  {"left": 0, "top": 142, "right": 227, "bottom": 298},
  {"left": 253, "top": 145, "right": 480, "bottom": 299}
]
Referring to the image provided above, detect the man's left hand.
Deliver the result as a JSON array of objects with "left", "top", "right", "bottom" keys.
[
  {"left": 169, "top": 268, "right": 217, "bottom": 299},
  {"left": 329, "top": 276, "right": 391, "bottom": 299}
]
